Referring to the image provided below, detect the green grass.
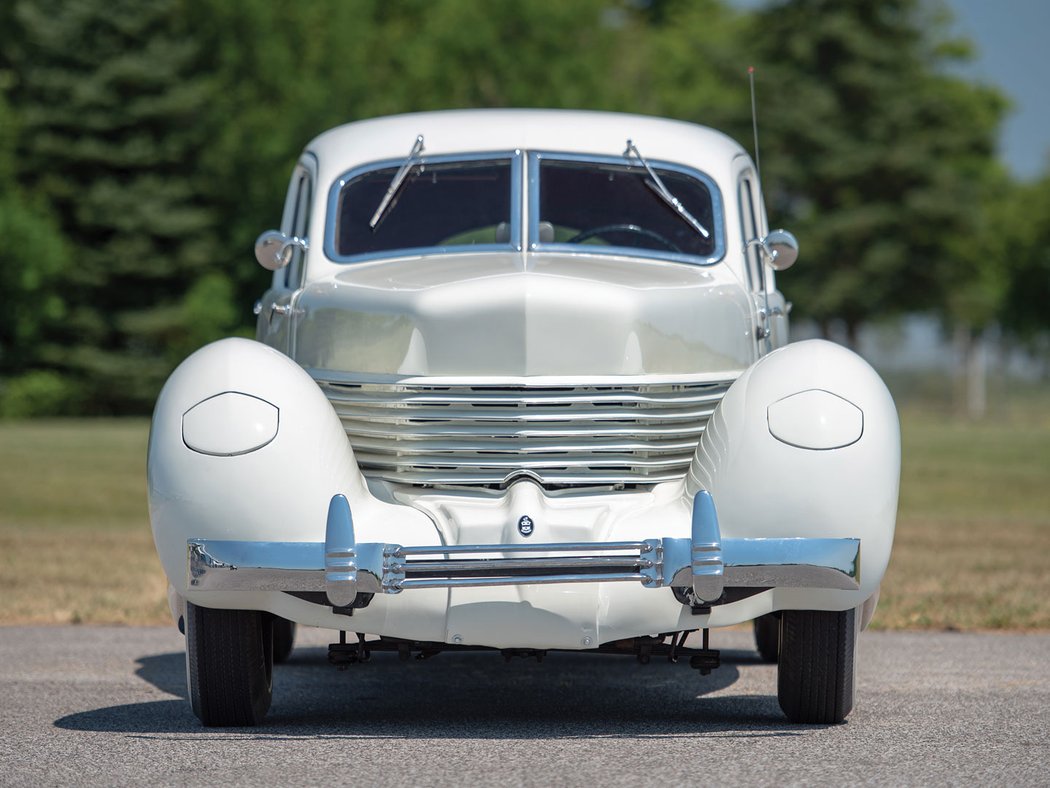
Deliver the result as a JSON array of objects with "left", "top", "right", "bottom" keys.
[
  {"left": 0, "top": 420, "right": 168, "bottom": 624},
  {"left": 0, "top": 407, "right": 1047, "bottom": 628},
  {"left": 876, "top": 402, "right": 1050, "bottom": 629}
]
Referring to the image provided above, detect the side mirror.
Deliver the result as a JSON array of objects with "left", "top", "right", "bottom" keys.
[
  {"left": 763, "top": 229, "right": 799, "bottom": 271},
  {"left": 254, "top": 230, "right": 308, "bottom": 271}
]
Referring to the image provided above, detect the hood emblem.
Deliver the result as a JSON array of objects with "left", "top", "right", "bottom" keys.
[{"left": 517, "top": 515, "right": 534, "bottom": 537}]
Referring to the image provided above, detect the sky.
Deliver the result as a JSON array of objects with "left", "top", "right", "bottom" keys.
[{"left": 948, "top": 0, "right": 1050, "bottom": 179}]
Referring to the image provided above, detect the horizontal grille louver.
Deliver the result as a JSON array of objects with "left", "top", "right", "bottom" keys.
[{"left": 313, "top": 378, "right": 735, "bottom": 488}]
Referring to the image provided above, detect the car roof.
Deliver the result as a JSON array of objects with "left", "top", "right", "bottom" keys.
[{"left": 306, "top": 109, "right": 750, "bottom": 185}]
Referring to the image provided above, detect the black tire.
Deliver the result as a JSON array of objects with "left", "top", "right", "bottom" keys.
[
  {"left": 753, "top": 613, "right": 780, "bottom": 663},
  {"left": 273, "top": 617, "right": 296, "bottom": 664},
  {"left": 186, "top": 602, "right": 273, "bottom": 726},
  {"left": 777, "top": 608, "right": 856, "bottom": 724}
]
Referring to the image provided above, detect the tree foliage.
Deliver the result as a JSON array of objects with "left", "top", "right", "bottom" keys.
[
  {"left": 631, "top": 0, "right": 752, "bottom": 135},
  {"left": 999, "top": 168, "right": 1050, "bottom": 340},
  {"left": 0, "top": 86, "right": 70, "bottom": 387},
  {"left": 5, "top": 0, "right": 224, "bottom": 412},
  {"left": 749, "top": 0, "right": 1008, "bottom": 342},
  {"left": 0, "top": 0, "right": 1041, "bottom": 415},
  {"left": 183, "top": 0, "right": 648, "bottom": 308}
]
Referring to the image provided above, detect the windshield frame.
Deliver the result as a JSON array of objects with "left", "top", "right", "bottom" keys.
[
  {"left": 526, "top": 151, "right": 726, "bottom": 266},
  {"left": 324, "top": 150, "right": 524, "bottom": 264}
]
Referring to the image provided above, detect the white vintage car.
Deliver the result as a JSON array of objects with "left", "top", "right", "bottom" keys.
[{"left": 148, "top": 109, "right": 899, "bottom": 727}]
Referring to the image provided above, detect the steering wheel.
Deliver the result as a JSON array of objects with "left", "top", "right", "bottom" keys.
[{"left": 567, "top": 223, "right": 681, "bottom": 253}]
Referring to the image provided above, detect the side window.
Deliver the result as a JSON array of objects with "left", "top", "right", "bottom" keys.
[
  {"left": 281, "top": 170, "right": 312, "bottom": 289},
  {"left": 738, "top": 177, "right": 764, "bottom": 291}
]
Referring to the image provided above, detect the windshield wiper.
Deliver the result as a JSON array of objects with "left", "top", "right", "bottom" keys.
[
  {"left": 369, "top": 134, "right": 425, "bottom": 230},
  {"left": 623, "top": 139, "right": 709, "bottom": 239}
]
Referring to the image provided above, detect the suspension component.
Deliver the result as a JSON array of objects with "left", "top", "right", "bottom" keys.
[{"left": 688, "top": 628, "right": 720, "bottom": 675}]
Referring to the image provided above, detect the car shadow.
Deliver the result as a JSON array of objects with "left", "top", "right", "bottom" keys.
[{"left": 55, "top": 645, "right": 808, "bottom": 739}]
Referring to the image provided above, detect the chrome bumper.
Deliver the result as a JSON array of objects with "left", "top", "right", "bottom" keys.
[{"left": 188, "top": 491, "right": 860, "bottom": 606}]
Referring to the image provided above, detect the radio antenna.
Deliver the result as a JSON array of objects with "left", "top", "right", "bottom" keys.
[{"left": 748, "top": 66, "right": 761, "bottom": 182}]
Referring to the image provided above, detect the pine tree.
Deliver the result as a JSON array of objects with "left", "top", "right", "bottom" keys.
[
  {"left": 0, "top": 88, "right": 73, "bottom": 416},
  {"left": 7, "top": 0, "right": 225, "bottom": 413}
]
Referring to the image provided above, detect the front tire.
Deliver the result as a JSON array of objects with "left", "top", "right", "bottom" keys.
[
  {"left": 753, "top": 613, "right": 780, "bottom": 663},
  {"left": 186, "top": 602, "right": 273, "bottom": 726},
  {"left": 273, "top": 617, "right": 296, "bottom": 664},
  {"left": 777, "top": 608, "right": 856, "bottom": 724}
]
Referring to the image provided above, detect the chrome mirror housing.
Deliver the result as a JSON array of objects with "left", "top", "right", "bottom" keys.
[
  {"left": 254, "top": 230, "right": 308, "bottom": 271},
  {"left": 763, "top": 229, "right": 799, "bottom": 271}
]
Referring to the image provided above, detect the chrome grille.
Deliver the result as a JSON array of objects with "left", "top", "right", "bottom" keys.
[{"left": 313, "top": 377, "right": 735, "bottom": 488}]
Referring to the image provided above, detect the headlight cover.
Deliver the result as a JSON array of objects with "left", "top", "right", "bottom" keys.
[
  {"left": 182, "top": 392, "right": 279, "bottom": 456},
  {"left": 767, "top": 389, "right": 863, "bottom": 450}
]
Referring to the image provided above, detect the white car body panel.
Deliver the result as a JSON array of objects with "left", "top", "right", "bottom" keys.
[
  {"left": 149, "top": 109, "right": 899, "bottom": 652},
  {"left": 293, "top": 252, "right": 755, "bottom": 377}
]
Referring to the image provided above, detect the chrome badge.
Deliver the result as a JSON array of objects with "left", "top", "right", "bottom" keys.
[{"left": 517, "top": 515, "right": 534, "bottom": 537}]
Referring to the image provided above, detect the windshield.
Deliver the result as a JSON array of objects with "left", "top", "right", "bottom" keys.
[
  {"left": 533, "top": 157, "right": 718, "bottom": 260},
  {"left": 327, "top": 151, "right": 721, "bottom": 263},
  {"left": 333, "top": 156, "right": 516, "bottom": 258}
]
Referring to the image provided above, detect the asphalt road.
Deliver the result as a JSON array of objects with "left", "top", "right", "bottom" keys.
[{"left": 0, "top": 626, "right": 1047, "bottom": 786}]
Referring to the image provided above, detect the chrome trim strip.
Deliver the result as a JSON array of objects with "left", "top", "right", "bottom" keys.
[
  {"left": 324, "top": 150, "right": 524, "bottom": 263},
  {"left": 404, "top": 556, "right": 654, "bottom": 572},
  {"left": 351, "top": 470, "right": 689, "bottom": 487},
  {"left": 395, "top": 541, "right": 652, "bottom": 556},
  {"left": 305, "top": 368, "right": 743, "bottom": 387},
  {"left": 330, "top": 403, "right": 721, "bottom": 422},
  {"left": 398, "top": 572, "right": 648, "bottom": 590},
  {"left": 323, "top": 386, "right": 730, "bottom": 407}
]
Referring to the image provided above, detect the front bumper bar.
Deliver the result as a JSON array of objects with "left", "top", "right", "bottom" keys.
[{"left": 187, "top": 491, "right": 860, "bottom": 606}]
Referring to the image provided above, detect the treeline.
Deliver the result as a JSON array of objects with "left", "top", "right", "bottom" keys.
[{"left": 0, "top": 0, "right": 1046, "bottom": 416}]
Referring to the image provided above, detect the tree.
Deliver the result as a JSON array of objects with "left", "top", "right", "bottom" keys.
[
  {"left": 626, "top": 0, "right": 752, "bottom": 137},
  {"left": 748, "top": 0, "right": 1008, "bottom": 348},
  {"left": 183, "top": 0, "right": 651, "bottom": 312},
  {"left": 6, "top": 0, "right": 744, "bottom": 414},
  {"left": 9, "top": 0, "right": 1017, "bottom": 416},
  {"left": 0, "top": 88, "right": 72, "bottom": 415},
  {"left": 6, "top": 0, "right": 229, "bottom": 413},
  {"left": 999, "top": 166, "right": 1050, "bottom": 341}
]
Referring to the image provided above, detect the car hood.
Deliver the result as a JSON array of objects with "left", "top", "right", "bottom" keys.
[{"left": 292, "top": 253, "right": 754, "bottom": 378}]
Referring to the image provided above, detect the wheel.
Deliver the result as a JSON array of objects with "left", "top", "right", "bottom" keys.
[
  {"left": 777, "top": 608, "right": 856, "bottom": 724},
  {"left": 567, "top": 223, "right": 680, "bottom": 251},
  {"left": 273, "top": 616, "right": 296, "bottom": 664},
  {"left": 186, "top": 602, "right": 273, "bottom": 726},
  {"left": 753, "top": 613, "right": 780, "bottom": 663}
]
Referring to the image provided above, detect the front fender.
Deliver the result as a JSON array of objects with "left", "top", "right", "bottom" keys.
[
  {"left": 687, "top": 339, "right": 900, "bottom": 603},
  {"left": 147, "top": 338, "right": 434, "bottom": 594}
]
